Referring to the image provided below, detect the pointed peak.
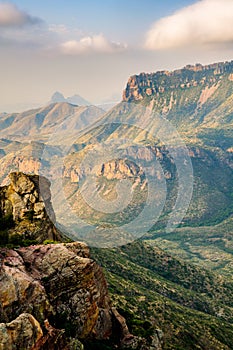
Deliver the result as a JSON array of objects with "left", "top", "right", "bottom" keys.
[
  {"left": 51, "top": 91, "right": 66, "bottom": 103},
  {"left": 50, "top": 92, "right": 91, "bottom": 106}
]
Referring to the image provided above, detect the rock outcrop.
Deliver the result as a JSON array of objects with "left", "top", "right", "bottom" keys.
[
  {"left": 123, "top": 61, "right": 233, "bottom": 104},
  {"left": 0, "top": 242, "right": 134, "bottom": 349},
  {"left": 0, "top": 313, "right": 43, "bottom": 350},
  {"left": 0, "top": 172, "right": 64, "bottom": 244},
  {"left": 122, "top": 60, "right": 233, "bottom": 132}
]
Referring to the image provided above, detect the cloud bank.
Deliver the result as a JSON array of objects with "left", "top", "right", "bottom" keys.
[
  {"left": 60, "top": 34, "right": 127, "bottom": 55},
  {"left": 0, "top": 3, "right": 41, "bottom": 27},
  {"left": 0, "top": 3, "right": 127, "bottom": 56},
  {"left": 145, "top": 0, "right": 233, "bottom": 50}
]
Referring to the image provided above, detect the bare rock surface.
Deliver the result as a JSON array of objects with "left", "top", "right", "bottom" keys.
[
  {"left": 0, "top": 242, "right": 115, "bottom": 341},
  {"left": 0, "top": 172, "right": 64, "bottom": 243},
  {"left": 0, "top": 240, "right": 146, "bottom": 349},
  {"left": 0, "top": 313, "right": 43, "bottom": 350}
]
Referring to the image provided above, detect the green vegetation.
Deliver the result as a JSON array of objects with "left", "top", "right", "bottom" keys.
[
  {"left": 91, "top": 241, "right": 233, "bottom": 349},
  {"left": 0, "top": 231, "right": 37, "bottom": 248},
  {"left": 82, "top": 340, "right": 115, "bottom": 350},
  {"left": 147, "top": 216, "right": 233, "bottom": 278},
  {"left": 0, "top": 213, "right": 14, "bottom": 231},
  {"left": 54, "top": 63, "right": 233, "bottom": 348},
  {"left": 61, "top": 65, "right": 233, "bottom": 230},
  {"left": 0, "top": 215, "right": 37, "bottom": 248},
  {"left": 43, "top": 239, "right": 60, "bottom": 245},
  {"left": 0, "top": 61, "right": 233, "bottom": 349}
]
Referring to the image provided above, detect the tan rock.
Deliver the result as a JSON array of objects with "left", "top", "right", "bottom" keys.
[
  {"left": 198, "top": 83, "right": 219, "bottom": 107},
  {"left": 9, "top": 172, "right": 35, "bottom": 195},
  {"left": 0, "top": 172, "right": 63, "bottom": 242},
  {"left": 0, "top": 313, "right": 43, "bottom": 350},
  {"left": 0, "top": 242, "right": 122, "bottom": 341},
  {"left": 33, "top": 202, "right": 45, "bottom": 215}
]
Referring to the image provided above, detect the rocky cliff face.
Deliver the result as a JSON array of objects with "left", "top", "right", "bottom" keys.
[
  {"left": 0, "top": 242, "right": 137, "bottom": 349},
  {"left": 123, "top": 61, "right": 233, "bottom": 102},
  {"left": 122, "top": 61, "right": 233, "bottom": 129},
  {"left": 0, "top": 172, "right": 63, "bottom": 244}
]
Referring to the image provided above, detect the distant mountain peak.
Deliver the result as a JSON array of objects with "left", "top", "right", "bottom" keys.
[
  {"left": 51, "top": 91, "right": 66, "bottom": 103},
  {"left": 50, "top": 91, "right": 91, "bottom": 106}
]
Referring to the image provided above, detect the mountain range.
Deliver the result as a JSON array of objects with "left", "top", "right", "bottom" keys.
[
  {"left": 0, "top": 102, "right": 104, "bottom": 142},
  {"left": 51, "top": 61, "right": 232, "bottom": 238},
  {"left": 0, "top": 60, "right": 233, "bottom": 349},
  {"left": 50, "top": 91, "right": 91, "bottom": 106}
]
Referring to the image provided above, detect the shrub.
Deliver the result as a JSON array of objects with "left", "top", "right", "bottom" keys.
[{"left": 0, "top": 214, "right": 14, "bottom": 230}]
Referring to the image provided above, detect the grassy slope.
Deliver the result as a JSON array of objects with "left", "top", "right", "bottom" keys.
[
  {"left": 147, "top": 216, "right": 233, "bottom": 279},
  {"left": 91, "top": 241, "right": 233, "bottom": 350}
]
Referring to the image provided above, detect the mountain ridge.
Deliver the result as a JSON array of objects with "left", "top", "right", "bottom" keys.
[
  {"left": 50, "top": 91, "right": 91, "bottom": 106},
  {"left": 122, "top": 60, "right": 233, "bottom": 131},
  {"left": 0, "top": 102, "right": 105, "bottom": 142}
]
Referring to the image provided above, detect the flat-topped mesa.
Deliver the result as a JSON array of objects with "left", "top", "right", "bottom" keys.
[
  {"left": 0, "top": 172, "right": 64, "bottom": 243},
  {"left": 123, "top": 60, "right": 233, "bottom": 103}
]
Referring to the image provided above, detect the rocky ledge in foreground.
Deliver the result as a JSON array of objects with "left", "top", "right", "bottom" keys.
[{"left": 0, "top": 241, "right": 134, "bottom": 349}]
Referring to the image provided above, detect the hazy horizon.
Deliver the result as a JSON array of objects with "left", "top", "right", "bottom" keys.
[{"left": 1, "top": 0, "right": 233, "bottom": 112}]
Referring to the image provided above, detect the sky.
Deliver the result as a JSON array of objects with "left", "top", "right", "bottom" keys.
[{"left": 0, "top": 0, "right": 233, "bottom": 112}]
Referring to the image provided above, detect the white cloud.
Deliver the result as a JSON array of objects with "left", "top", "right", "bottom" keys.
[
  {"left": 0, "top": 3, "right": 41, "bottom": 27},
  {"left": 60, "top": 34, "right": 127, "bottom": 55},
  {"left": 0, "top": 5, "right": 126, "bottom": 56},
  {"left": 145, "top": 0, "right": 233, "bottom": 50}
]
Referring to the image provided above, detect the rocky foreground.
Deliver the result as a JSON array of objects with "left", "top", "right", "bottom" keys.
[
  {"left": 0, "top": 242, "right": 132, "bottom": 349},
  {"left": 0, "top": 173, "right": 163, "bottom": 349}
]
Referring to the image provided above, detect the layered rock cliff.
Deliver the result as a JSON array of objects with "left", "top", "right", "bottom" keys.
[
  {"left": 123, "top": 61, "right": 233, "bottom": 102},
  {"left": 122, "top": 61, "right": 233, "bottom": 130}
]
